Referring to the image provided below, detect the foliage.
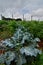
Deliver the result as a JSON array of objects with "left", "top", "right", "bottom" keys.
[
  {"left": 17, "top": 21, "right": 43, "bottom": 39},
  {"left": 0, "top": 20, "right": 43, "bottom": 39},
  {"left": 1, "top": 26, "right": 42, "bottom": 65},
  {"left": 0, "top": 64, "right": 5, "bottom": 65},
  {"left": 0, "top": 20, "right": 17, "bottom": 40}
]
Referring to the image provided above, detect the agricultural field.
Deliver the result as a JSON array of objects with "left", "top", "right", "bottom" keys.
[
  {"left": 0, "top": 0, "right": 43, "bottom": 65},
  {"left": 0, "top": 20, "right": 43, "bottom": 65}
]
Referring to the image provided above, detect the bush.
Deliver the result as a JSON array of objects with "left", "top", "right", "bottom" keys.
[{"left": 0, "top": 20, "right": 43, "bottom": 40}]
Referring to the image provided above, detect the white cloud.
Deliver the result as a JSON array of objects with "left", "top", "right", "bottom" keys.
[
  {"left": 13, "top": 12, "right": 23, "bottom": 19},
  {"left": 24, "top": 13, "right": 31, "bottom": 21},
  {"left": 32, "top": 8, "right": 43, "bottom": 16},
  {"left": 1, "top": 8, "right": 23, "bottom": 19},
  {"left": 31, "top": 8, "right": 43, "bottom": 20},
  {"left": 0, "top": 0, "right": 43, "bottom": 13},
  {"left": 0, "top": 0, "right": 43, "bottom": 20},
  {"left": 2, "top": 8, "right": 17, "bottom": 18}
]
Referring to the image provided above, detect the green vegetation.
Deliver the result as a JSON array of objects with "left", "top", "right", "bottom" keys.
[
  {"left": 18, "top": 21, "right": 43, "bottom": 40},
  {"left": 0, "top": 20, "right": 43, "bottom": 40},
  {"left": 0, "top": 20, "right": 43, "bottom": 65},
  {"left": 34, "top": 53, "right": 43, "bottom": 65},
  {"left": 0, "top": 20, "right": 18, "bottom": 40},
  {"left": 0, "top": 64, "right": 5, "bottom": 65}
]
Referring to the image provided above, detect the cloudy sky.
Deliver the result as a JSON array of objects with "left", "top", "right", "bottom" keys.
[{"left": 0, "top": 0, "right": 43, "bottom": 20}]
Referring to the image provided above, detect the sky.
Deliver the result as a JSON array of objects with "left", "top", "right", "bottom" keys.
[{"left": 0, "top": 0, "right": 43, "bottom": 20}]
